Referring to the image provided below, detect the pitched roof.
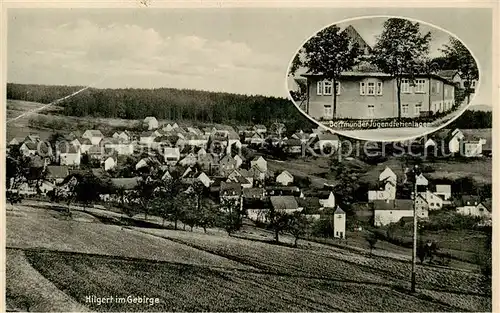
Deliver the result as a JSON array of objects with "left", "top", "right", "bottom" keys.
[
  {"left": 277, "top": 170, "right": 294, "bottom": 179},
  {"left": 435, "top": 184, "right": 451, "bottom": 194},
  {"left": 270, "top": 196, "right": 299, "bottom": 211},
  {"left": 58, "top": 143, "right": 79, "bottom": 154},
  {"left": 437, "top": 70, "right": 459, "bottom": 79},
  {"left": 482, "top": 198, "right": 492, "bottom": 212},
  {"left": 303, "top": 71, "right": 455, "bottom": 84},
  {"left": 284, "top": 139, "right": 302, "bottom": 147},
  {"left": 230, "top": 176, "right": 250, "bottom": 185},
  {"left": 46, "top": 165, "right": 69, "bottom": 179},
  {"left": 140, "top": 131, "right": 156, "bottom": 137},
  {"left": 22, "top": 142, "right": 37, "bottom": 150},
  {"left": 297, "top": 197, "right": 321, "bottom": 210},
  {"left": 318, "top": 132, "right": 340, "bottom": 141},
  {"left": 455, "top": 195, "right": 482, "bottom": 207},
  {"left": 242, "top": 188, "right": 265, "bottom": 198},
  {"left": 85, "top": 130, "right": 103, "bottom": 137},
  {"left": 373, "top": 199, "right": 413, "bottom": 211},
  {"left": 334, "top": 207, "right": 346, "bottom": 214},
  {"left": 220, "top": 182, "right": 242, "bottom": 196},
  {"left": 111, "top": 177, "right": 140, "bottom": 190},
  {"left": 144, "top": 116, "right": 157, "bottom": 122},
  {"left": 220, "top": 154, "right": 236, "bottom": 166}
]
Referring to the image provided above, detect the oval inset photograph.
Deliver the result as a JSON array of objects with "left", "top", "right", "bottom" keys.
[{"left": 287, "top": 16, "right": 480, "bottom": 142}]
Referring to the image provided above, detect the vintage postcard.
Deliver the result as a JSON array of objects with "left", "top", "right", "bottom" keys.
[{"left": 1, "top": 1, "right": 497, "bottom": 312}]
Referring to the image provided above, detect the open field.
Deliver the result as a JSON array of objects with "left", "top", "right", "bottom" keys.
[
  {"left": 6, "top": 202, "right": 491, "bottom": 312},
  {"left": 360, "top": 156, "right": 492, "bottom": 185}
]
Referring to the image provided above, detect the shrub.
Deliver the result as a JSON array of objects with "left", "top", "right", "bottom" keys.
[{"left": 310, "top": 218, "right": 334, "bottom": 238}]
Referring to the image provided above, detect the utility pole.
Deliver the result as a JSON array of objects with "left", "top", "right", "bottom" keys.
[{"left": 411, "top": 165, "right": 419, "bottom": 293}]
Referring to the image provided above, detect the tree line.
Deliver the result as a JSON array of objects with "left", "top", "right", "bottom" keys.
[{"left": 7, "top": 83, "right": 313, "bottom": 132}]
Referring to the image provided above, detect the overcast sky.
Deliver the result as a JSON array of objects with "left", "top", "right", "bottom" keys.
[
  {"left": 7, "top": 8, "right": 492, "bottom": 105},
  {"left": 337, "top": 17, "right": 450, "bottom": 58}
]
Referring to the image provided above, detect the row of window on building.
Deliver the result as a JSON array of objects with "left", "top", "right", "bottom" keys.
[
  {"left": 316, "top": 79, "right": 454, "bottom": 97},
  {"left": 323, "top": 100, "right": 454, "bottom": 117}
]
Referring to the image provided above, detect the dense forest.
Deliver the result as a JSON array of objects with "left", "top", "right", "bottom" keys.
[
  {"left": 447, "top": 110, "right": 492, "bottom": 129},
  {"left": 7, "top": 83, "right": 313, "bottom": 131}
]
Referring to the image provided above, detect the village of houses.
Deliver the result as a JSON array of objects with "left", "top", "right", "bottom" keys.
[{"left": 7, "top": 114, "right": 492, "bottom": 238}]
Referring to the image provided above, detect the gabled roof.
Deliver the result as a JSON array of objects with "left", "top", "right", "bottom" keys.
[
  {"left": 277, "top": 170, "right": 294, "bottom": 179},
  {"left": 302, "top": 71, "right": 455, "bottom": 84},
  {"left": 373, "top": 199, "right": 413, "bottom": 211},
  {"left": 284, "top": 139, "right": 302, "bottom": 147},
  {"left": 237, "top": 168, "right": 252, "bottom": 178},
  {"left": 140, "top": 131, "right": 156, "bottom": 137},
  {"left": 437, "top": 70, "right": 459, "bottom": 80},
  {"left": 220, "top": 182, "right": 242, "bottom": 196},
  {"left": 58, "top": 143, "right": 79, "bottom": 154},
  {"left": 84, "top": 130, "right": 104, "bottom": 137},
  {"left": 455, "top": 195, "right": 481, "bottom": 207},
  {"left": 482, "top": 198, "right": 492, "bottom": 212},
  {"left": 77, "top": 138, "right": 93, "bottom": 145},
  {"left": 144, "top": 116, "right": 158, "bottom": 122},
  {"left": 292, "top": 131, "right": 309, "bottom": 140},
  {"left": 435, "top": 184, "right": 451, "bottom": 194},
  {"left": 270, "top": 196, "right": 299, "bottom": 211},
  {"left": 21, "top": 142, "right": 38, "bottom": 150},
  {"left": 111, "top": 177, "right": 140, "bottom": 190},
  {"left": 242, "top": 187, "right": 265, "bottom": 198},
  {"left": 334, "top": 207, "right": 346, "bottom": 214},
  {"left": 297, "top": 197, "right": 321, "bottom": 210},
  {"left": 229, "top": 176, "right": 250, "bottom": 185},
  {"left": 220, "top": 154, "right": 237, "bottom": 166},
  {"left": 317, "top": 132, "right": 339, "bottom": 141},
  {"left": 46, "top": 165, "right": 69, "bottom": 179}
]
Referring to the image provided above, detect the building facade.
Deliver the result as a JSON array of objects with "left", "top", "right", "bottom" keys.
[{"left": 303, "top": 72, "right": 456, "bottom": 120}]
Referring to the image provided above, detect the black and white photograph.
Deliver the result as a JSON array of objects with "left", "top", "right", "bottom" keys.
[
  {"left": 2, "top": 4, "right": 495, "bottom": 313},
  {"left": 287, "top": 16, "right": 482, "bottom": 141}
]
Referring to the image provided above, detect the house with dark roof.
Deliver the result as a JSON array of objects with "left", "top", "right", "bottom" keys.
[
  {"left": 438, "top": 70, "right": 478, "bottom": 92},
  {"left": 226, "top": 175, "right": 252, "bottom": 188},
  {"left": 242, "top": 187, "right": 266, "bottom": 200},
  {"left": 220, "top": 182, "right": 242, "bottom": 204},
  {"left": 297, "top": 197, "right": 322, "bottom": 219},
  {"left": 20, "top": 141, "right": 52, "bottom": 157},
  {"left": 283, "top": 139, "right": 303, "bottom": 155},
  {"left": 270, "top": 196, "right": 300, "bottom": 214},
  {"left": 312, "top": 132, "right": 340, "bottom": 153},
  {"left": 58, "top": 143, "right": 81, "bottom": 166},
  {"left": 219, "top": 154, "right": 237, "bottom": 176},
  {"left": 46, "top": 165, "right": 70, "bottom": 184},
  {"left": 455, "top": 195, "right": 491, "bottom": 219},
  {"left": 266, "top": 186, "right": 301, "bottom": 197}
]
